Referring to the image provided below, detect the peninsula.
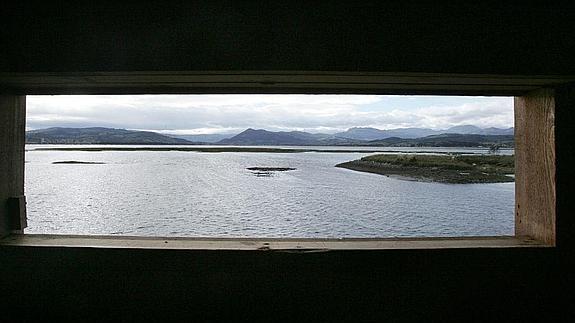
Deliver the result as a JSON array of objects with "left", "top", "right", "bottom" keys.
[{"left": 336, "top": 154, "right": 514, "bottom": 184}]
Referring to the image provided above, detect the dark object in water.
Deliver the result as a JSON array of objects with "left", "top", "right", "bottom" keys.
[
  {"left": 247, "top": 167, "right": 296, "bottom": 172},
  {"left": 52, "top": 161, "right": 106, "bottom": 164}
]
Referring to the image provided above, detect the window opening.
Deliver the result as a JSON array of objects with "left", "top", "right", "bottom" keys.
[{"left": 24, "top": 95, "right": 515, "bottom": 238}]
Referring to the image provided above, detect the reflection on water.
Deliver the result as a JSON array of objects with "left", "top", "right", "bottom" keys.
[{"left": 24, "top": 145, "right": 514, "bottom": 238}]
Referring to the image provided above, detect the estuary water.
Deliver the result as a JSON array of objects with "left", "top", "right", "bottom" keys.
[{"left": 24, "top": 145, "right": 514, "bottom": 238}]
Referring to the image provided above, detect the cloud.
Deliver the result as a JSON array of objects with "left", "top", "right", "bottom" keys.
[
  {"left": 26, "top": 95, "right": 513, "bottom": 133},
  {"left": 369, "top": 101, "right": 514, "bottom": 129}
]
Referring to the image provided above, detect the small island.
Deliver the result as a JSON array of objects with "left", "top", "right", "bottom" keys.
[
  {"left": 336, "top": 154, "right": 514, "bottom": 184},
  {"left": 246, "top": 167, "right": 296, "bottom": 172},
  {"left": 247, "top": 167, "right": 296, "bottom": 177}
]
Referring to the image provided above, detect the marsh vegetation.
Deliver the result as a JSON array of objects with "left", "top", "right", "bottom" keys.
[{"left": 336, "top": 154, "right": 514, "bottom": 184}]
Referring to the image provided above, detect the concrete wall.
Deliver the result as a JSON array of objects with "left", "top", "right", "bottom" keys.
[{"left": 1, "top": 1, "right": 574, "bottom": 321}]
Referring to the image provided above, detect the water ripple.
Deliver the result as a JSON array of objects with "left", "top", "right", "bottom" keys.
[{"left": 24, "top": 149, "right": 514, "bottom": 238}]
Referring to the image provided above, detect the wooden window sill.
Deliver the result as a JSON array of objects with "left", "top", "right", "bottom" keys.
[{"left": 0, "top": 234, "right": 549, "bottom": 251}]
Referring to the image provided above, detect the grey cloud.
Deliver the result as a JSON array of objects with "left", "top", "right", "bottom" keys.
[{"left": 26, "top": 95, "right": 513, "bottom": 133}]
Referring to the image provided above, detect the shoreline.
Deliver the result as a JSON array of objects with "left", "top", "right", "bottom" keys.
[{"left": 27, "top": 146, "right": 511, "bottom": 155}]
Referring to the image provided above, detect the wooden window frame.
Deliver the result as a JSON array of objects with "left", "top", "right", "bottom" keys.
[{"left": 0, "top": 72, "right": 564, "bottom": 249}]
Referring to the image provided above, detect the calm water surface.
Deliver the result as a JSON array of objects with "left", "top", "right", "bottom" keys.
[{"left": 24, "top": 145, "right": 514, "bottom": 238}]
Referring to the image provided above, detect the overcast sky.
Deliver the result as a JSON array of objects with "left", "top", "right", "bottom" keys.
[{"left": 26, "top": 95, "right": 513, "bottom": 134}]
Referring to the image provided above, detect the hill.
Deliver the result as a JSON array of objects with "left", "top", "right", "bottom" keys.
[
  {"left": 216, "top": 128, "right": 359, "bottom": 146},
  {"left": 217, "top": 128, "right": 513, "bottom": 147},
  {"left": 445, "top": 125, "right": 514, "bottom": 136},
  {"left": 367, "top": 134, "right": 514, "bottom": 147},
  {"left": 26, "top": 127, "right": 515, "bottom": 147},
  {"left": 26, "top": 127, "right": 196, "bottom": 145},
  {"left": 334, "top": 127, "right": 438, "bottom": 140},
  {"left": 335, "top": 125, "right": 513, "bottom": 140},
  {"left": 167, "top": 133, "right": 236, "bottom": 143}
]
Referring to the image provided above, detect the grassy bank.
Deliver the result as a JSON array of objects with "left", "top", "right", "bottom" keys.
[{"left": 336, "top": 154, "right": 514, "bottom": 184}]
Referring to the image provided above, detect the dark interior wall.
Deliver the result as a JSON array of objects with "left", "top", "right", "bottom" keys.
[
  {"left": 1, "top": 1, "right": 575, "bottom": 321},
  {"left": 2, "top": 1, "right": 575, "bottom": 75},
  {"left": 0, "top": 246, "right": 571, "bottom": 322}
]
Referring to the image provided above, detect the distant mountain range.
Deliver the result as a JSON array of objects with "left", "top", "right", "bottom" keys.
[
  {"left": 168, "top": 133, "right": 235, "bottom": 143},
  {"left": 26, "top": 125, "right": 514, "bottom": 147},
  {"left": 366, "top": 134, "right": 514, "bottom": 147},
  {"left": 214, "top": 126, "right": 513, "bottom": 146},
  {"left": 216, "top": 128, "right": 359, "bottom": 146},
  {"left": 333, "top": 125, "right": 513, "bottom": 141},
  {"left": 26, "top": 127, "right": 198, "bottom": 145}
]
